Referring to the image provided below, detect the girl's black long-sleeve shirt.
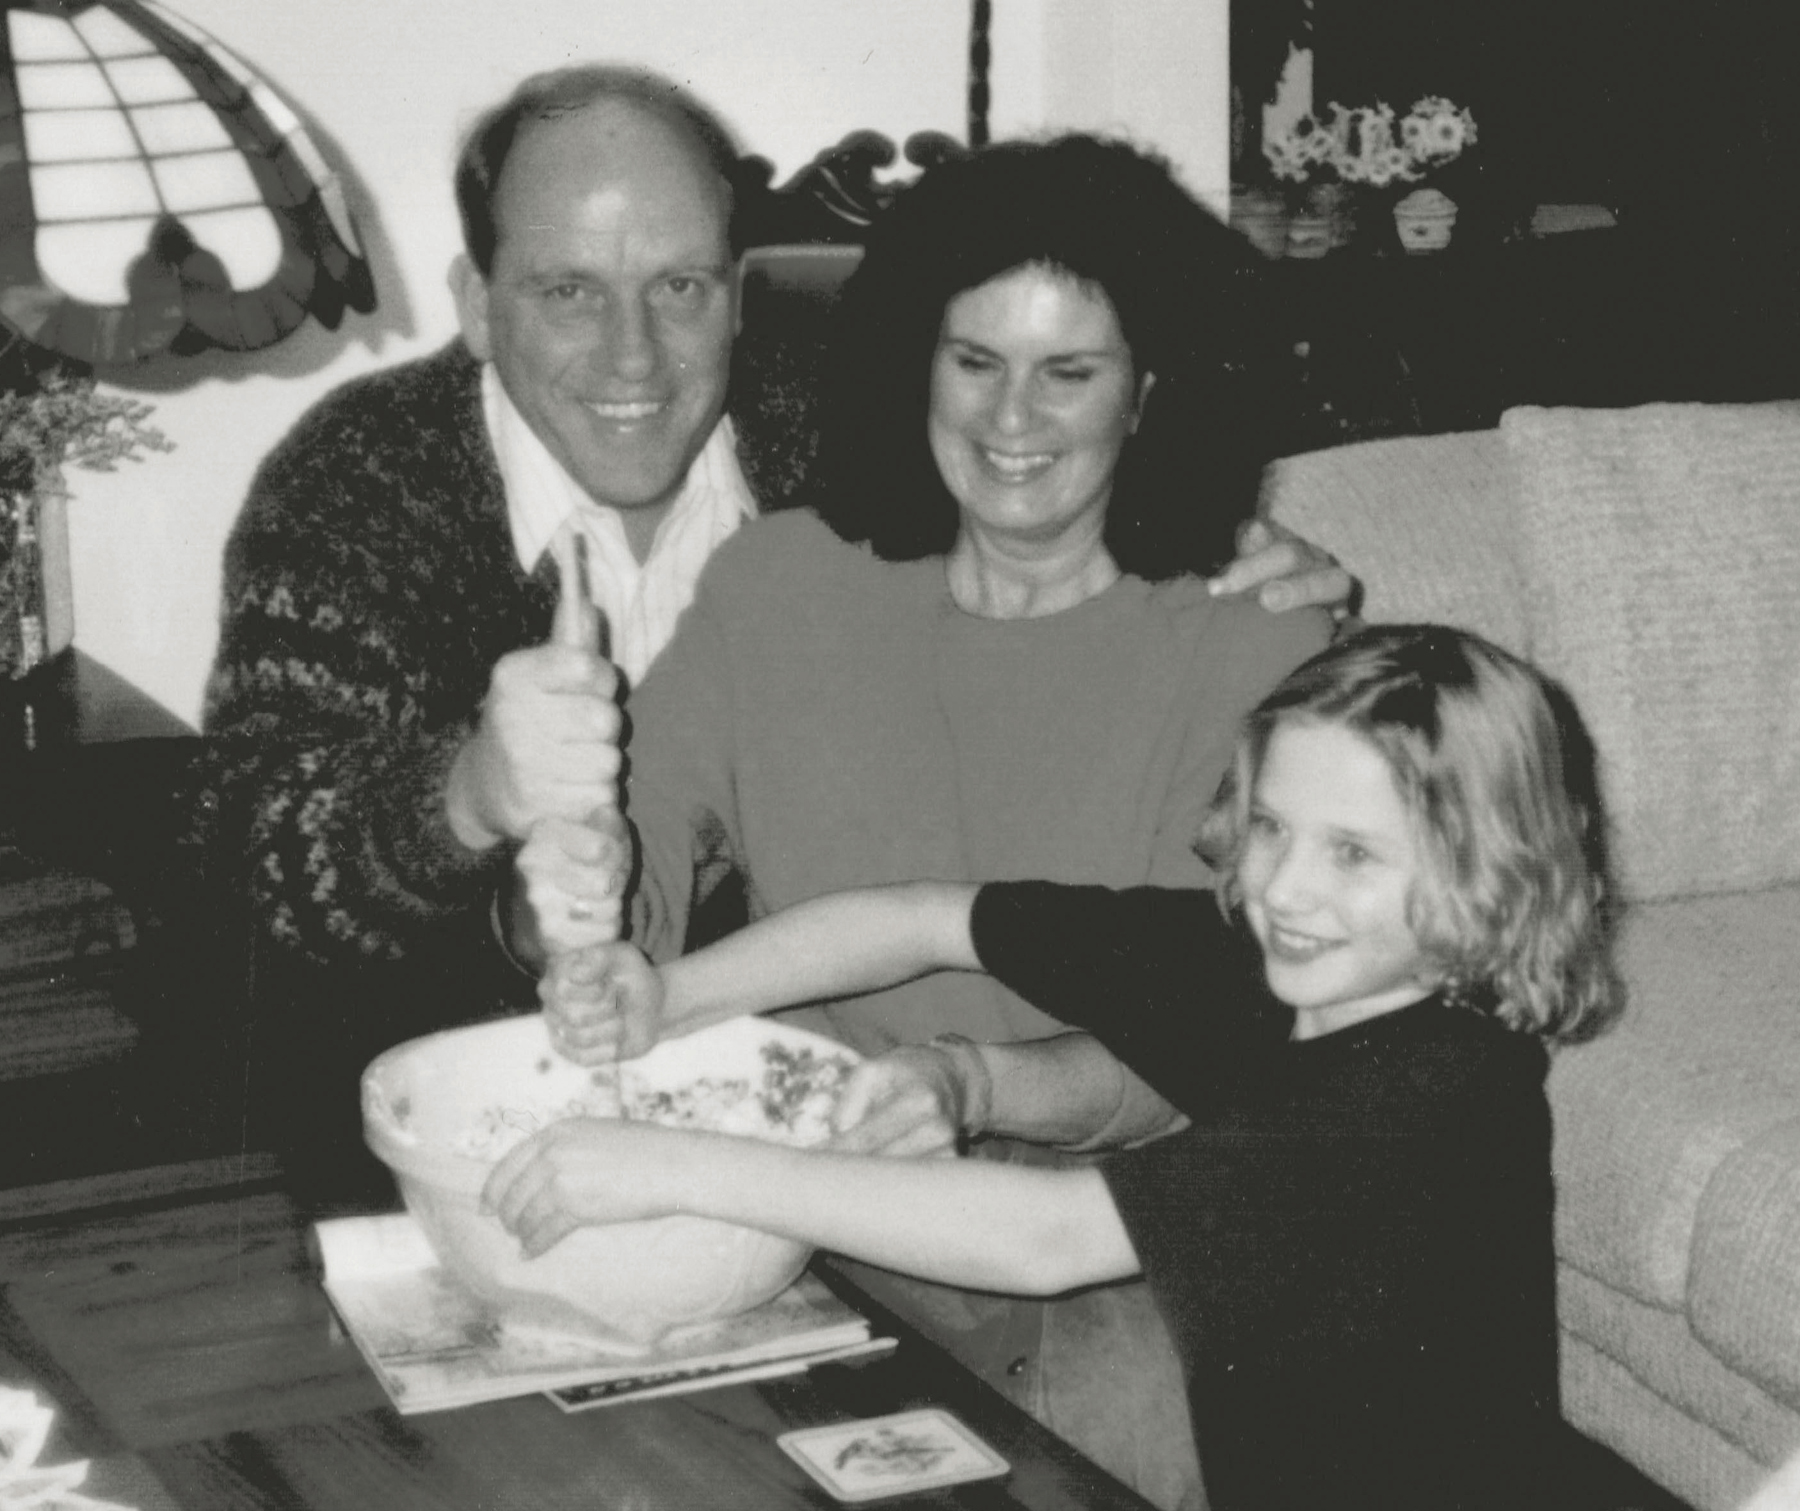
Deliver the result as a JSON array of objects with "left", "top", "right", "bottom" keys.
[{"left": 970, "top": 881, "right": 1564, "bottom": 1511}]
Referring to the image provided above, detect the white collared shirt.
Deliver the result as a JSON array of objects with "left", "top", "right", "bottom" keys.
[{"left": 484, "top": 365, "right": 758, "bottom": 686}]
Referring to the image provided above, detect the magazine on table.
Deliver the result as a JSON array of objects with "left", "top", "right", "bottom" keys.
[
  {"left": 315, "top": 1211, "right": 883, "bottom": 1416},
  {"left": 545, "top": 1336, "right": 898, "bottom": 1413}
]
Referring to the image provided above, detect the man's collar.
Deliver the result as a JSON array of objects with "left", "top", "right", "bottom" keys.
[{"left": 480, "top": 365, "right": 755, "bottom": 574}]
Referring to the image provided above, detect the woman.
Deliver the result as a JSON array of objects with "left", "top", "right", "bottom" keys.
[{"left": 521, "top": 134, "right": 1336, "bottom": 1511}]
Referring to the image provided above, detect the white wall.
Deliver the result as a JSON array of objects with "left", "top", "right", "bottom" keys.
[
  {"left": 66, "top": 0, "right": 1224, "bottom": 726},
  {"left": 991, "top": 1, "right": 1230, "bottom": 213}
]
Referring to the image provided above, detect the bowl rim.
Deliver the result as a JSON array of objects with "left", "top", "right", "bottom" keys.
[{"left": 362, "top": 1013, "right": 862, "bottom": 1193}]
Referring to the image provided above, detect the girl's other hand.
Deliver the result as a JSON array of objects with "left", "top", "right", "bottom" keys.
[
  {"left": 482, "top": 1118, "right": 682, "bottom": 1258},
  {"left": 827, "top": 1047, "right": 967, "bottom": 1158},
  {"left": 541, "top": 942, "right": 666, "bottom": 1065}
]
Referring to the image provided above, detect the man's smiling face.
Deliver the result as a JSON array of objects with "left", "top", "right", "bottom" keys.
[{"left": 454, "top": 99, "right": 738, "bottom": 519}]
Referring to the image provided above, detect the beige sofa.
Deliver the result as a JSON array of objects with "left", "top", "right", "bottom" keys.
[{"left": 1265, "top": 402, "right": 1800, "bottom": 1511}]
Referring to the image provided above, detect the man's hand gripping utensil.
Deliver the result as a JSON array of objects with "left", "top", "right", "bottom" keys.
[{"left": 532, "top": 533, "right": 627, "bottom": 1097}]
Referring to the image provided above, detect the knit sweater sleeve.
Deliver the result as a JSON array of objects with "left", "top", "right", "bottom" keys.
[{"left": 200, "top": 347, "right": 554, "bottom": 966}]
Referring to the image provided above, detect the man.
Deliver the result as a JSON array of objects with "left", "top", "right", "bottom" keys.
[
  {"left": 204, "top": 66, "right": 746, "bottom": 1208},
  {"left": 203, "top": 62, "right": 1345, "bottom": 1209}
]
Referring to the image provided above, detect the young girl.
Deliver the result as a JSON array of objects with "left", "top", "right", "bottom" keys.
[{"left": 484, "top": 624, "right": 1621, "bottom": 1511}]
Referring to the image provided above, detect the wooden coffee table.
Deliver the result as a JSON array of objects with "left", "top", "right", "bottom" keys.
[{"left": 0, "top": 1181, "right": 1157, "bottom": 1509}]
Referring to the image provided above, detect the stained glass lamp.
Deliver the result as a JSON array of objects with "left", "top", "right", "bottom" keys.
[{"left": 0, "top": 0, "right": 374, "bottom": 366}]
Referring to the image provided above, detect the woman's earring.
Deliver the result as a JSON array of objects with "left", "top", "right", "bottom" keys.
[{"left": 1129, "top": 372, "right": 1156, "bottom": 434}]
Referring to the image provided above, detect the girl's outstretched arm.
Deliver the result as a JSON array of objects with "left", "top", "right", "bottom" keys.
[
  {"left": 658, "top": 881, "right": 983, "bottom": 1034},
  {"left": 545, "top": 880, "right": 1184, "bottom": 1154},
  {"left": 657, "top": 882, "right": 1176, "bottom": 1151},
  {"left": 541, "top": 881, "right": 980, "bottom": 1064},
  {"left": 482, "top": 1117, "right": 1139, "bottom": 1296}
]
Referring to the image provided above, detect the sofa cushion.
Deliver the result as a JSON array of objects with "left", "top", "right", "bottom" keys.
[
  {"left": 1503, "top": 402, "right": 1800, "bottom": 901},
  {"left": 1263, "top": 428, "right": 1529, "bottom": 655},
  {"left": 1690, "top": 1118, "right": 1800, "bottom": 1408},
  {"left": 1561, "top": 1330, "right": 1778, "bottom": 1511},
  {"left": 1560, "top": 1266, "right": 1800, "bottom": 1472},
  {"left": 1549, "top": 887, "right": 1800, "bottom": 1309}
]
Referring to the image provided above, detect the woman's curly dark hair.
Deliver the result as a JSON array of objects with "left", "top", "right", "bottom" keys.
[{"left": 807, "top": 133, "right": 1279, "bottom": 580}]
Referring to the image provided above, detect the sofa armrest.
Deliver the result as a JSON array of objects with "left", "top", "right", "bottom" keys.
[{"left": 1264, "top": 428, "right": 1530, "bottom": 656}]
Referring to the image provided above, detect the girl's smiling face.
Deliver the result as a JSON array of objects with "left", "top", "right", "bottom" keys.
[{"left": 1238, "top": 719, "right": 1439, "bottom": 1039}]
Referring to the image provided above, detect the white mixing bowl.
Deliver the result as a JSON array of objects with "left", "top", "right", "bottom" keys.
[{"left": 362, "top": 1012, "right": 859, "bottom": 1352}]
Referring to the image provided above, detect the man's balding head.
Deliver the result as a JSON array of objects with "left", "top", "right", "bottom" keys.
[{"left": 455, "top": 64, "right": 741, "bottom": 278}]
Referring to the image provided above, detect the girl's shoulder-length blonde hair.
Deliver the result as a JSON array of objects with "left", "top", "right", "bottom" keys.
[{"left": 1198, "top": 623, "right": 1624, "bottom": 1045}]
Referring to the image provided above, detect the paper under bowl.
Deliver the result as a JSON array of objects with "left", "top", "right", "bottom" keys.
[{"left": 362, "top": 1013, "right": 858, "bottom": 1352}]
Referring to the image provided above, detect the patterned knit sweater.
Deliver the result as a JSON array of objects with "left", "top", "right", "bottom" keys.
[
  {"left": 201, "top": 341, "right": 558, "bottom": 968},
  {"left": 201, "top": 335, "right": 813, "bottom": 972}
]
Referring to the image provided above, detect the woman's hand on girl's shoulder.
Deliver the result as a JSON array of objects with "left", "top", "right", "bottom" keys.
[{"left": 1208, "top": 517, "right": 1360, "bottom": 620}]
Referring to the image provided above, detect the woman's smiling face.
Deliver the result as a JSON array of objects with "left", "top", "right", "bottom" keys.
[{"left": 928, "top": 264, "right": 1151, "bottom": 557}]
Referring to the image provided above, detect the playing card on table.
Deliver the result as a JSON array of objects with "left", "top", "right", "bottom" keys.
[{"left": 777, "top": 1409, "right": 1008, "bottom": 1502}]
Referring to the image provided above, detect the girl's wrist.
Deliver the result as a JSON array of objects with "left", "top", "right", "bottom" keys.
[
  {"left": 928, "top": 1033, "right": 993, "bottom": 1139},
  {"left": 656, "top": 961, "right": 697, "bottom": 1031}
]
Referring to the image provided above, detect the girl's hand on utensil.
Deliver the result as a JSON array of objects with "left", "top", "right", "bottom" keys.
[{"left": 542, "top": 941, "right": 666, "bottom": 1065}]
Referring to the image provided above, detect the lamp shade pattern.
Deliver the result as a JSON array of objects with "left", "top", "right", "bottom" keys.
[{"left": 0, "top": 0, "right": 373, "bottom": 364}]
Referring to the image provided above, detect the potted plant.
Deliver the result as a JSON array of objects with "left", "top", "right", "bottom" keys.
[
  {"left": 1263, "top": 107, "right": 1354, "bottom": 257},
  {"left": 1264, "top": 101, "right": 1411, "bottom": 253},
  {"left": 1229, "top": 174, "right": 1294, "bottom": 261},
  {"left": 0, "top": 371, "right": 172, "bottom": 678},
  {"left": 1263, "top": 96, "right": 1478, "bottom": 256},
  {"left": 1391, "top": 97, "right": 1479, "bottom": 253}
]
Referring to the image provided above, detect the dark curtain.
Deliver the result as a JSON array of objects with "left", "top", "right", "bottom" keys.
[
  {"left": 1309, "top": 0, "right": 1798, "bottom": 367},
  {"left": 1310, "top": 0, "right": 1634, "bottom": 229}
]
